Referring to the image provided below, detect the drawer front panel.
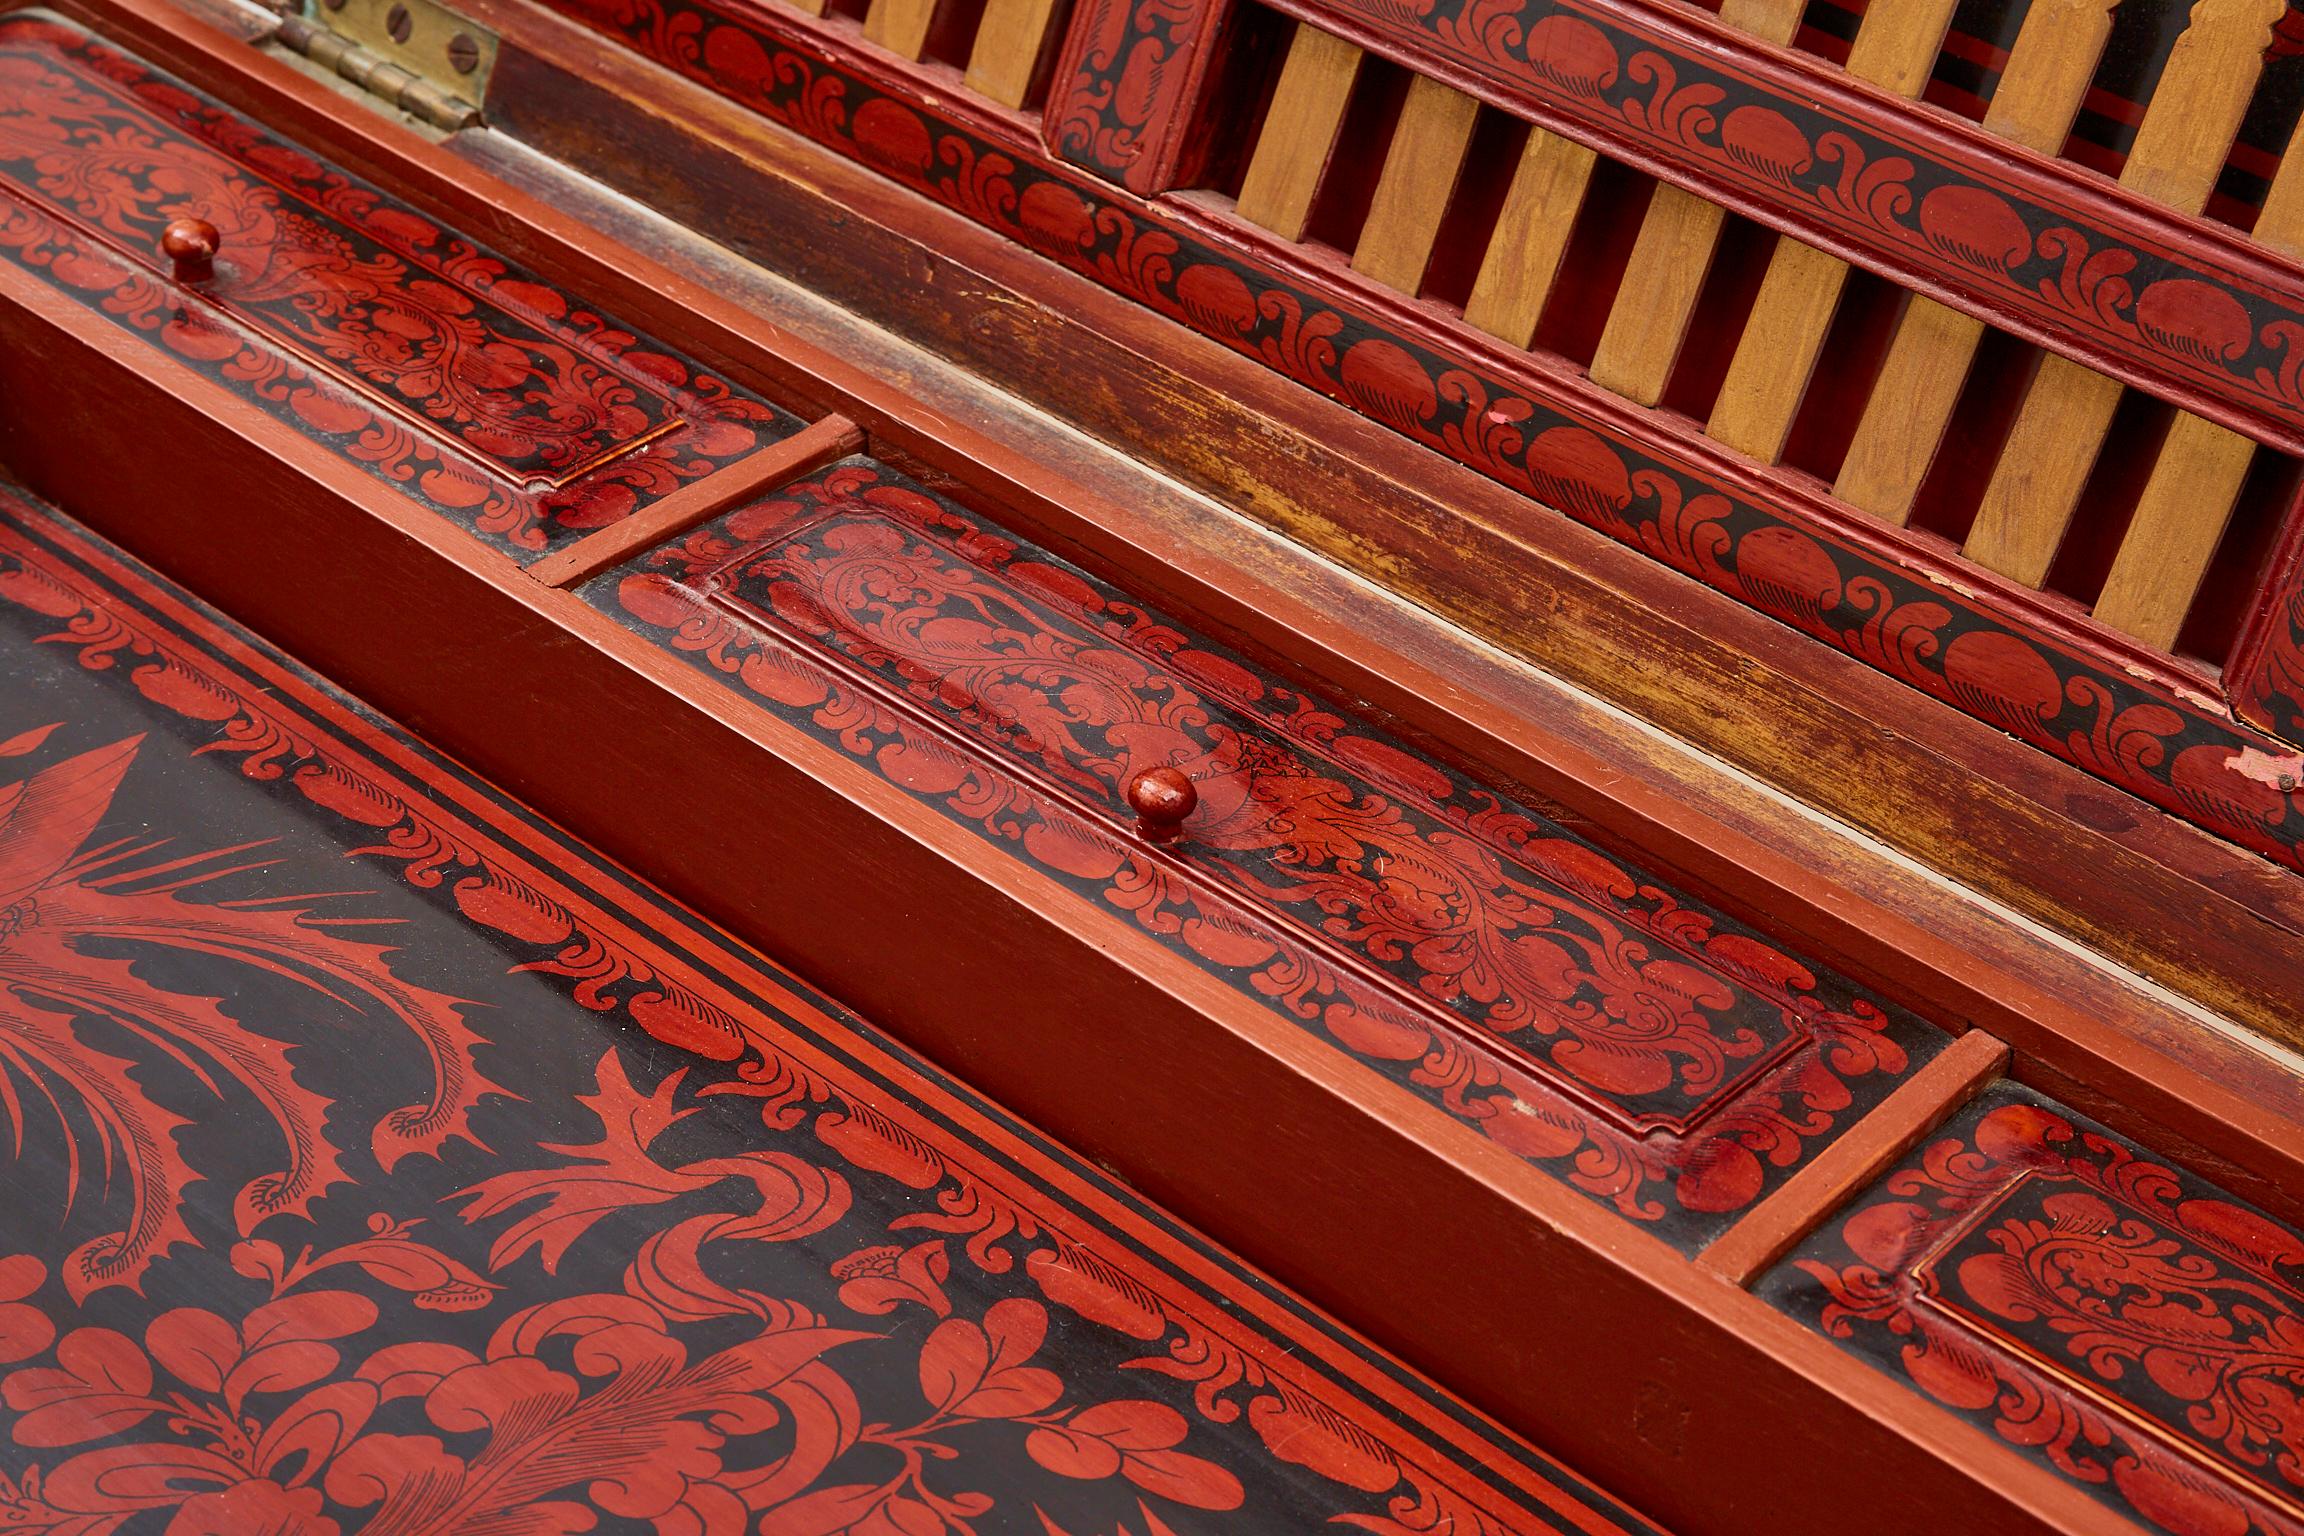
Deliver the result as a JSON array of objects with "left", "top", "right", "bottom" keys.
[
  {"left": 592, "top": 456, "right": 1947, "bottom": 1249},
  {"left": 0, "top": 13, "right": 798, "bottom": 552},
  {"left": 1763, "top": 1082, "right": 2304, "bottom": 1536}
]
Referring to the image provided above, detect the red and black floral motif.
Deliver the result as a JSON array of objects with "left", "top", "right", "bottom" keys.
[
  {"left": 594, "top": 455, "right": 1941, "bottom": 1244},
  {"left": 0, "top": 14, "right": 797, "bottom": 555},
  {"left": 1763, "top": 1081, "right": 2304, "bottom": 1536},
  {"left": 1045, "top": 0, "right": 1217, "bottom": 191},
  {"left": 537, "top": 0, "right": 2304, "bottom": 879},
  {"left": 0, "top": 483, "right": 1665, "bottom": 1535}
]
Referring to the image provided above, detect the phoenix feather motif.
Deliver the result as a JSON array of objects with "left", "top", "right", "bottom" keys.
[{"left": 0, "top": 726, "right": 498, "bottom": 1299}]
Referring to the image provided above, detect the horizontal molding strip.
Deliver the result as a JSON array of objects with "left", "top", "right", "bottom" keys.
[{"left": 1263, "top": 0, "right": 2304, "bottom": 457}]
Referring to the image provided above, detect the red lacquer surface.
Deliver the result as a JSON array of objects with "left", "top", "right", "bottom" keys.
[
  {"left": 1249, "top": 0, "right": 2304, "bottom": 455},
  {"left": 597, "top": 456, "right": 1943, "bottom": 1247},
  {"left": 1765, "top": 1082, "right": 2304, "bottom": 1536},
  {"left": 0, "top": 13, "right": 796, "bottom": 553},
  {"left": 0, "top": 480, "right": 1665, "bottom": 1536},
  {"left": 540, "top": 0, "right": 2304, "bottom": 879}
]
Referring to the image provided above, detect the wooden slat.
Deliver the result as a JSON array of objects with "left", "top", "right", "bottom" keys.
[
  {"left": 1587, "top": 187, "right": 1730, "bottom": 404},
  {"left": 963, "top": 0, "right": 1062, "bottom": 107},
  {"left": 1979, "top": 0, "right": 2124, "bottom": 154},
  {"left": 2122, "top": 0, "right": 2291, "bottom": 211},
  {"left": 1964, "top": 0, "right": 2288, "bottom": 586},
  {"left": 2090, "top": 414, "right": 2259, "bottom": 647},
  {"left": 1587, "top": 0, "right": 1804, "bottom": 404},
  {"left": 1833, "top": 302, "right": 1988, "bottom": 523},
  {"left": 1705, "top": 236, "right": 1857, "bottom": 461},
  {"left": 1234, "top": 24, "right": 1364, "bottom": 242},
  {"left": 525, "top": 415, "right": 865, "bottom": 589},
  {"left": 1706, "top": 0, "right": 1959, "bottom": 462},
  {"left": 1461, "top": 127, "right": 1598, "bottom": 347},
  {"left": 2090, "top": 111, "right": 2304, "bottom": 647},
  {"left": 1962, "top": 356, "right": 2126, "bottom": 584},
  {"left": 863, "top": 0, "right": 940, "bottom": 58},
  {"left": 1698, "top": 1030, "right": 2010, "bottom": 1288},
  {"left": 1832, "top": 0, "right": 2122, "bottom": 521},
  {"left": 1353, "top": 75, "right": 1481, "bottom": 293}
]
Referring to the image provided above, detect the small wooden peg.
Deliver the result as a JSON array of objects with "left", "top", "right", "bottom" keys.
[
  {"left": 161, "top": 218, "right": 219, "bottom": 283},
  {"left": 1124, "top": 765, "right": 1197, "bottom": 844}
]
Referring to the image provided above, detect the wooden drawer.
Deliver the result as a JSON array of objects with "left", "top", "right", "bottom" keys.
[
  {"left": 0, "top": 10, "right": 798, "bottom": 554},
  {"left": 1764, "top": 1083, "right": 2304, "bottom": 1536},
  {"left": 587, "top": 452, "right": 1949, "bottom": 1251}
]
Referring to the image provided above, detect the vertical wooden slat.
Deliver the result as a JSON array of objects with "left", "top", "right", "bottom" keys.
[
  {"left": 1462, "top": 127, "right": 1600, "bottom": 347},
  {"left": 1234, "top": 24, "right": 1364, "bottom": 242},
  {"left": 1705, "top": 0, "right": 1959, "bottom": 463},
  {"left": 1586, "top": 0, "right": 1804, "bottom": 405},
  {"left": 1834, "top": 0, "right": 2119, "bottom": 523},
  {"left": 2089, "top": 414, "right": 2262, "bottom": 646},
  {"left": 1962, "top": 355, "right": 2126, "bottom": 585},
  {"left": 963, "top": 0, "right": 1063, "bottom": 107},
  {"left": 1702, "top": 237, "right": 1853, "bottom": 457},
  {"left": 1586, "top": 187, "right": 1732, "bottom": 404},
  {"left": 864, "top": 0, "right": 941, "bottom": 59},
  {"left": 1353, "top": 75, "right": 1482, "bottom": 292},
  {"left": 2090, "top": 115, "right": 2304, "bottom": 647},
  {"left": 1965, "top": 0, "right": 2288, "bottom": 586}
]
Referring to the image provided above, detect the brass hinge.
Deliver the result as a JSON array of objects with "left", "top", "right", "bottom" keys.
[{"left": 274, "top": 0, "right": 496, "bottom": 130}]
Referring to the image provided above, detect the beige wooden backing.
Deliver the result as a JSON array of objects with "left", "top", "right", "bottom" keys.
[
  {"left": 964, "top": 0, "right": 1064, "bottom": 106},
  {"left": 1963, "top": 0, "right": 2289, "bottom": 587},
  {"left": 1235, "top": 24, "right": 1365, "bottom": 241},
  {"left": 1833, "top": 0, "right": 2118, "bottom": 521},
  {"left": 1586, "top": 0, "right": 1805, "bottom": 404},
  {"left": 1463, "top": 128, "right": 1599, "bottom": 347},
  {"left": 1706, "top": 0, "right": 1960, "bottom": 463},
  {"left": 1354, "top": 75, "right": 1483, "bottom": 293},
  {"left": 864, "top": 0, "right": 940, "bottom": 59}
]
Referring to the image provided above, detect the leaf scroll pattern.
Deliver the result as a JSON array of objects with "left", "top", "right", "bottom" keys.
[
  {"left": 0, "top": 485, "right": 1656, "bottom": 1536},
  {"left": 0, "top": 15, "right": 797, "bottom": 553},
  {"left": 546, "top": 0, "right": 2304, "bottom": 873},
  {"left": 1764, "top": 1083, "right": 2304, "bottom": 1536},
  {"left": 598, "top": 455, "right": 1941, "bottom": 1244}
]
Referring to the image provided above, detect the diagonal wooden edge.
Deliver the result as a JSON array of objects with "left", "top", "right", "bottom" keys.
[
  {"left": 1698, "top": 1028, "right": 2011, "bottom": 1288},
  {"left": 524, "top": 412, "right": 863, "bottom": 588}
]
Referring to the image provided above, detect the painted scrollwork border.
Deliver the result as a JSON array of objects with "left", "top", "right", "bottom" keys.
[
  {"left": 1245, "top": 0, "right": 2304, "bottom": 457},
  {"left": 0, "top": 13, "right": 798, "bottom": 555},
  {"left": 1762, "top": 1081, "right": 2304, "bottom": 1536}
]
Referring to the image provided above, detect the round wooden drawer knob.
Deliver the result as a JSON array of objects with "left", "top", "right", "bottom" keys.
[
  {"left": 161, "top": 217, "right": 220, "bottom": 283},
  {"left": 1124, "top": 765, "right": 1197, "bottom": 844}
]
